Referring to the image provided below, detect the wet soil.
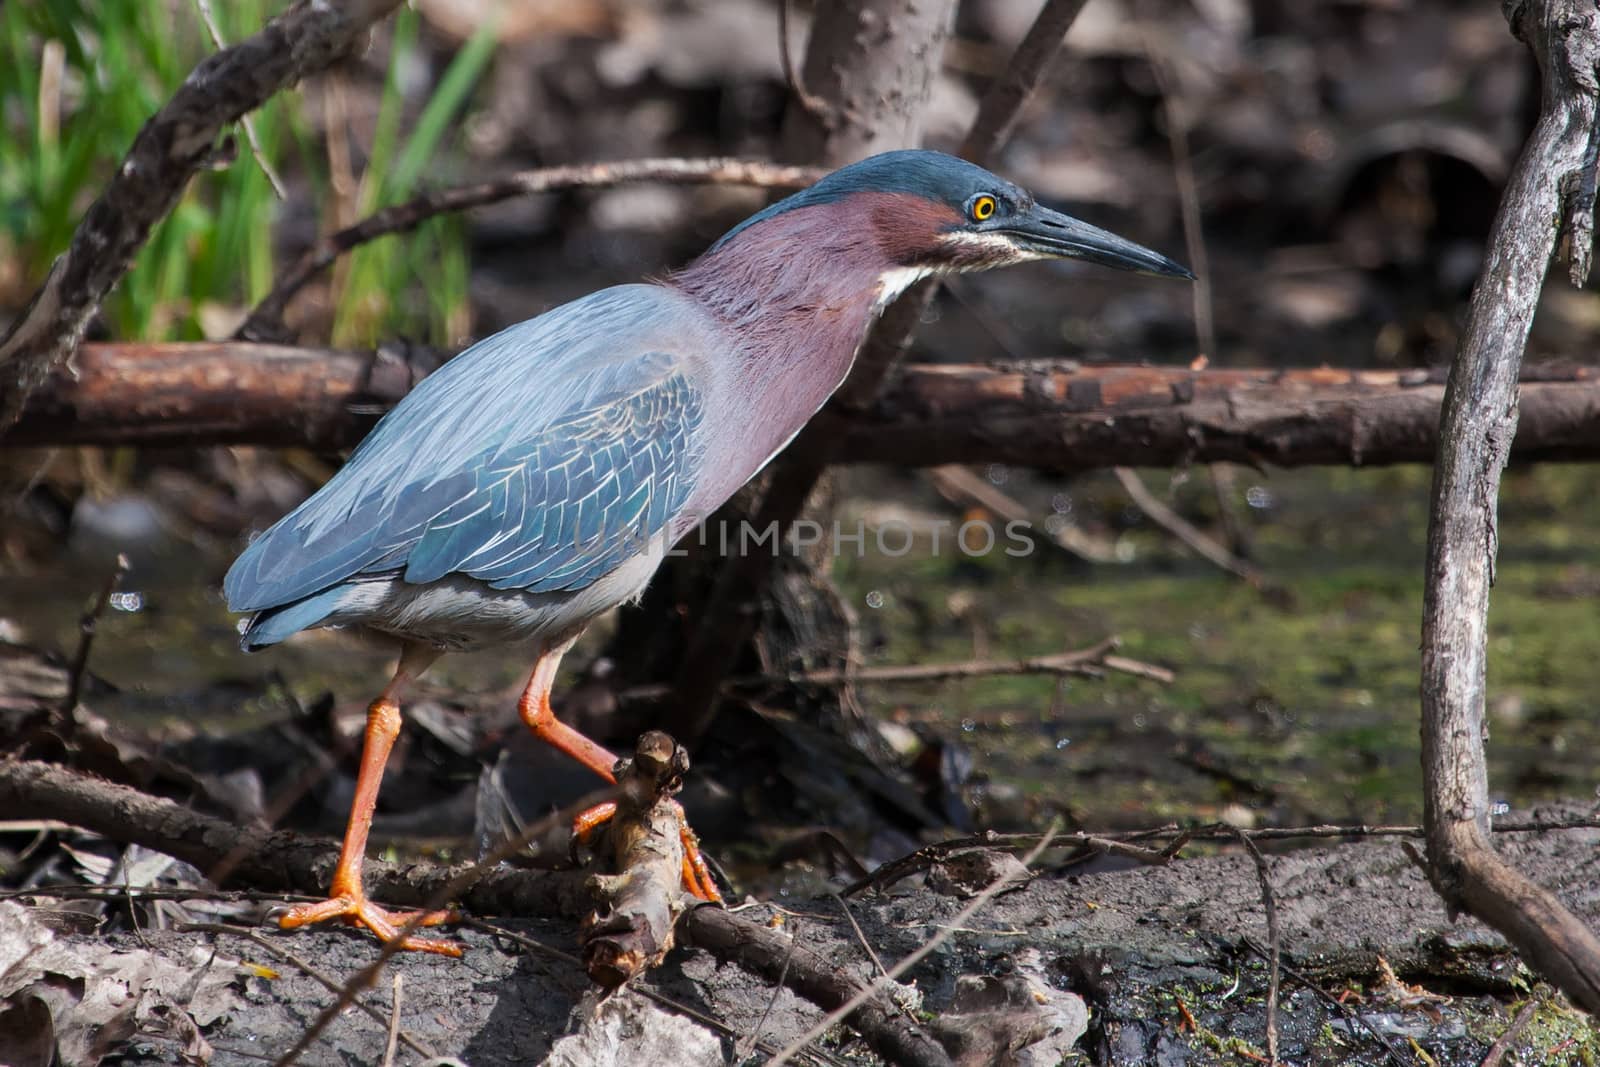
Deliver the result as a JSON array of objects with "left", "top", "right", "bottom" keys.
[{"left": 17, "top": 814, "right": 1598, "bottom": 1066}]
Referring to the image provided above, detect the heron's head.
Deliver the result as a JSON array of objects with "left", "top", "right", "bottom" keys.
[{"left": 712, "top": 149, "right": 1193, "bottom": 282}]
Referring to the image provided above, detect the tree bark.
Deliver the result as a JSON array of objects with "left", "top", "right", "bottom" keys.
[
  {"left": 11, "top": 343, "right": 1600, "bottom": 470},
  {"left": 777, "top": 0, "right": 955, "bottom": 165},
  {"left": 0, "top": 0, "right": 405, "bottom": 428},
  {"left": 1418, "top": 0, "right": 1600, "bottom": 1015}
]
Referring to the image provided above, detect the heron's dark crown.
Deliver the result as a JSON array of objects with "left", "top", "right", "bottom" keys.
[{"left": 711, "top": 149, "right": 1030, "bottom": 252}]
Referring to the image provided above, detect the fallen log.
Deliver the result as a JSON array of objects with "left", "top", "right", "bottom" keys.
[
  {"left": 9, "top": 342, "right": 1600, "bottom": 469},
  {"left": 0, "top": 758, "right": 955, "bottom": 1067}
]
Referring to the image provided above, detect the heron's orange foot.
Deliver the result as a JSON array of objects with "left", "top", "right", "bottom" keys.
[
  {"left": 678, "top": 818, "right": 723, "bottom": 904},
  {"left": 278, "top": 894, "right": 463, "bottom": 957},
  {"left": 571, "top": 801, "right": 723, "bottom": 904}
]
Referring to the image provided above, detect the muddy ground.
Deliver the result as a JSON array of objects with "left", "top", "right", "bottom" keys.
[{"left": 7, "top": 812, "right": 1599, "bottom": 1066}]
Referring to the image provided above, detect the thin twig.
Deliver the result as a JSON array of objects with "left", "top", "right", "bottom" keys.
[
  {"left": 237, "top": 158, "right": 824, "bottom": 341},
  {"left": 4, "top": 884, "right": 319, "bottom": 905},
  {"left": 1139, "top": 15, "right": 1262, "bottom": 569},
  {"left": 622, "top": 636, "right": 1171, "bottom": 704},
  {"left": 1113, "top": 467, "right": 1276, "bottom": 592},
  {"left": 469, "top": 918, "right": 840, "bottom": 1067},
  {"left": 737, "top": 917, "right": 799, "bottom": 1061},
  {"left": 1240, "top": 937, "right": 1408, "bottom": 1067},
  {"left": 767, "top": 821, "right": 1060, "bottom": 1067},
  {"left": 175, "top": 922, "right": 435, "bottom": 1060},
  {"left": 1139, "top": 16, "right": 1213, "bottom": 361},
  {"left": 842, "top": 815, "right": 1600, "bottom": 899},
  {"left": 1477, "top": 998, "right": 1539, "bottom": 1067},
  {"left": 191, "top": 0, "right": 287, "bottom": 199},
  {"left": 61, "top": 553, "right": 127, "bottom": 713},
  {"left": 1233, "top": 831, "right": 1280, "bottom": 1067},
  {"left": 926, "top": 461, "right": 1122, "bottom": 565},
  {"left": 777, "top": 0, "right": 832, "bottom": 124},
  {"left": 830, "top": 893, "right": 895, "bottom": 991},
  {"left": 381, "top": 973, "right": 402, "bottom": 1067}
]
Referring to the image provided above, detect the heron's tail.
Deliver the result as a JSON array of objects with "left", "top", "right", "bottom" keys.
[{"left": 238, "top": 586, "right": 350, "bottom": 651}]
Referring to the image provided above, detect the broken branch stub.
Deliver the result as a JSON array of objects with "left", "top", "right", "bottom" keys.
[{"left": 579, "top": 731, "right": 696, "bottom": 990}]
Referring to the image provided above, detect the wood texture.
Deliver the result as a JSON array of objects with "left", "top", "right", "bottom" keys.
[
  {"left": 11, "top": 343, "right": 1600, "bottom": 472},
  {"left": 1417, "top": 0, "right": 1600, "bottom": 1014}
]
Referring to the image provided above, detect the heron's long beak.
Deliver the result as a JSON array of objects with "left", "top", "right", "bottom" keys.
[{"left": 1000, "top": 204, "right": 1194, "bottom": 279}]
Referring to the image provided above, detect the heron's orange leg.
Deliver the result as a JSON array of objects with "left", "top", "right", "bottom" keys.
[
  {"left": 278, "top": 647, "right": 462, "bottom": 957},
  {"left": 523, "top": 640, "right": 720, "bottom": 903},
  {"left": 518, "top": 641, "right": 620, "bottom": 783},
  {"left": 673, "top": 800, "right": 723, "bottom": 903},
  {"left": 572, "top": 800, "right": 618, "bottom": 846}
]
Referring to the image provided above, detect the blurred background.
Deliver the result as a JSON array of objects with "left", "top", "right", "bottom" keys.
[{"left": 1, "top": 0, "right": 1595, "bottom": 884}]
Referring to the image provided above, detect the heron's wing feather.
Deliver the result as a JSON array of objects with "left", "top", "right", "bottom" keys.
[
  {"left": 224, "top": 287, "right": 705, "bottom": 611},
  {"left": 403, "top": 366, "right": 700, "bottom": 591}
]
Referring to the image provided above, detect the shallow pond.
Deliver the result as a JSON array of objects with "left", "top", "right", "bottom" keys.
[{"left": 5, "top": 462, "right": 1598, "bottom": 835}]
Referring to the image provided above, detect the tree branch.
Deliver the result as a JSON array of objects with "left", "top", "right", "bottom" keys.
[
  {"left": 236, "top": 158, "right": 826, "bottom": 342},
  {"left": 0, "top": 0, "right": 406, "bottom": 427},
  {"left": 1418, "top": 0, "right": 1600, "bottom": 1015},
  {"left": 11, "top": 343, "right": 1600, "bottom": 471}
]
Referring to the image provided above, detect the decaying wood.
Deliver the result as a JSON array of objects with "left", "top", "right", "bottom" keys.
[
  {"left": 579, "top": 732, "right": 694, "bottom": 990},
  {"left": 236, "top": 159, "right": 826, "bottom": 343},
  {"left": 12, "top": 343, "right": 1600, "bottom": 470},
  {"left": 0, "top": 0, "right": 405, "bottom": 428},
  {"left": 682, "top": 907, "right": 955, "bottom": 1067},
  {"left": 850, "top": 361, "right": 1600, "bottom": 469},
  {"left": 6, "top": 341, "right": 445, "bottom": 449},
  {"left": 0, "top": 759, "right": 586, "bottom": 920},
  {"left": 1417, "top": 0, "right": 1600, "bottom": 1015},
  {"left": 0, "top": 758, "right": 956, "bottom": 1064}
]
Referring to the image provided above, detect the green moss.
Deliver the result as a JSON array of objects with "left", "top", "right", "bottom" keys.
[{"left": 835, "top": 464, "right": 1600, "bottom": 825}]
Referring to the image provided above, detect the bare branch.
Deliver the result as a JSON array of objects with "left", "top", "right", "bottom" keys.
[
  {"left": 958, "top": 0, "right": 1090, "bottom": 165},
  {"left": 615, "top": 636, "right": 1172, "bottom": 703},
  {"left": 1234, "top": 831, "right": 1281, "bottom": 1066},
  {"left": 1419, "top": 0, "right": 1600, "bottom": 1012},
  {"left": 237, "top": 158, "right": 826, "bottom": 342},
  {"left": 190, "top": 0, "right": 288, "bottom": 200},
  {"left": 0, "top": 0, "right": 407, "bottom": 427},
  {"left": 765, "top": 824, "right": 1058, "bottom": 1067},
  {"left": 1112, "top": 468, "right": 1276, "bottom": 593}
]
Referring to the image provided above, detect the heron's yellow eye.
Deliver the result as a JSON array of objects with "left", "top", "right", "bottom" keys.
[{"left": 970, "top": 195, "right": 997, "bottom": 222}]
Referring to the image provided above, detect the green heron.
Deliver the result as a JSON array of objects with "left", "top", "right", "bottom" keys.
[{"left": 225, "top": 149, "right": 1191, "bottom": 954}]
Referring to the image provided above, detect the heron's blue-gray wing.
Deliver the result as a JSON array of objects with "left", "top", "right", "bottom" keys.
[
  {"left": 224, "top": 292, "right": 704, "bottom": 612},
  {"left": 401, "top": 363, "right": 699, "bottom": 592}
]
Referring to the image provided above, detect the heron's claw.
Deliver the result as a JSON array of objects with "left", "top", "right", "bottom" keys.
[{"left": 278, "top": 894, "right": 463, "bottom": 957}]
